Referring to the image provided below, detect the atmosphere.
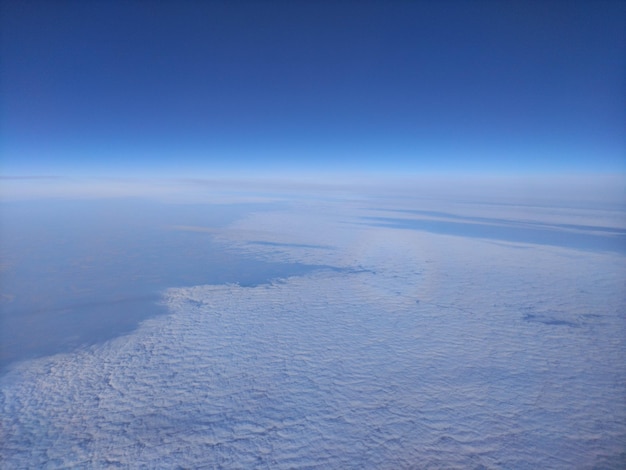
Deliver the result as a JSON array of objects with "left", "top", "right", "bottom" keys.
[
  {"left": 2, "top": 2, "right": 626, "bottom": 467},
  {"left": 2, "top": 0, "right": 625, "bottom": 177}
]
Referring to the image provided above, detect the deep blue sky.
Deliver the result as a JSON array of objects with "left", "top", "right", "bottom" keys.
[{"left": 1, "top": 0, "right": 625, "bottom": 177}]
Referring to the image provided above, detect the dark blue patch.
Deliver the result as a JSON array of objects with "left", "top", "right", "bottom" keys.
[{"left": 360, "top": 215, "right": 626, "bottom": 254}]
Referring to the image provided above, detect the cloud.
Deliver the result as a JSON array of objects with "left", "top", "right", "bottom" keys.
[
  {"left": 1, "top": 190, "right": 625, "bottom": 468},
  {"left": 0, "top": 175, "right": 64, "bottom": 180}
]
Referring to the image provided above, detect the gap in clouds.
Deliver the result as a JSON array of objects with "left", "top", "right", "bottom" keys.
[{"left": 0, "top": 196, "right": 343, "bottom": 372}]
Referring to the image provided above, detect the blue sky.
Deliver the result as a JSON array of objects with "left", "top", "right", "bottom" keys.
[{"left": 1, "top": 0, "right": 625, "bottom": 177}]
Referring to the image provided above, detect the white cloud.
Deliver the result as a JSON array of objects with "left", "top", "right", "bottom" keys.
[{"left": 1, "top": 194, "right": 625, "bottom": 468}]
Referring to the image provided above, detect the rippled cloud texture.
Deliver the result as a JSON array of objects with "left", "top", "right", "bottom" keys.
[{"left": 1, "top": 181, "right": 625, "bottom": 468}]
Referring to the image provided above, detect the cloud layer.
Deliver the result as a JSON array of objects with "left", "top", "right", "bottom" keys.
[{"left": 1, "top": 195, "right": 625, "bottom": 468}]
